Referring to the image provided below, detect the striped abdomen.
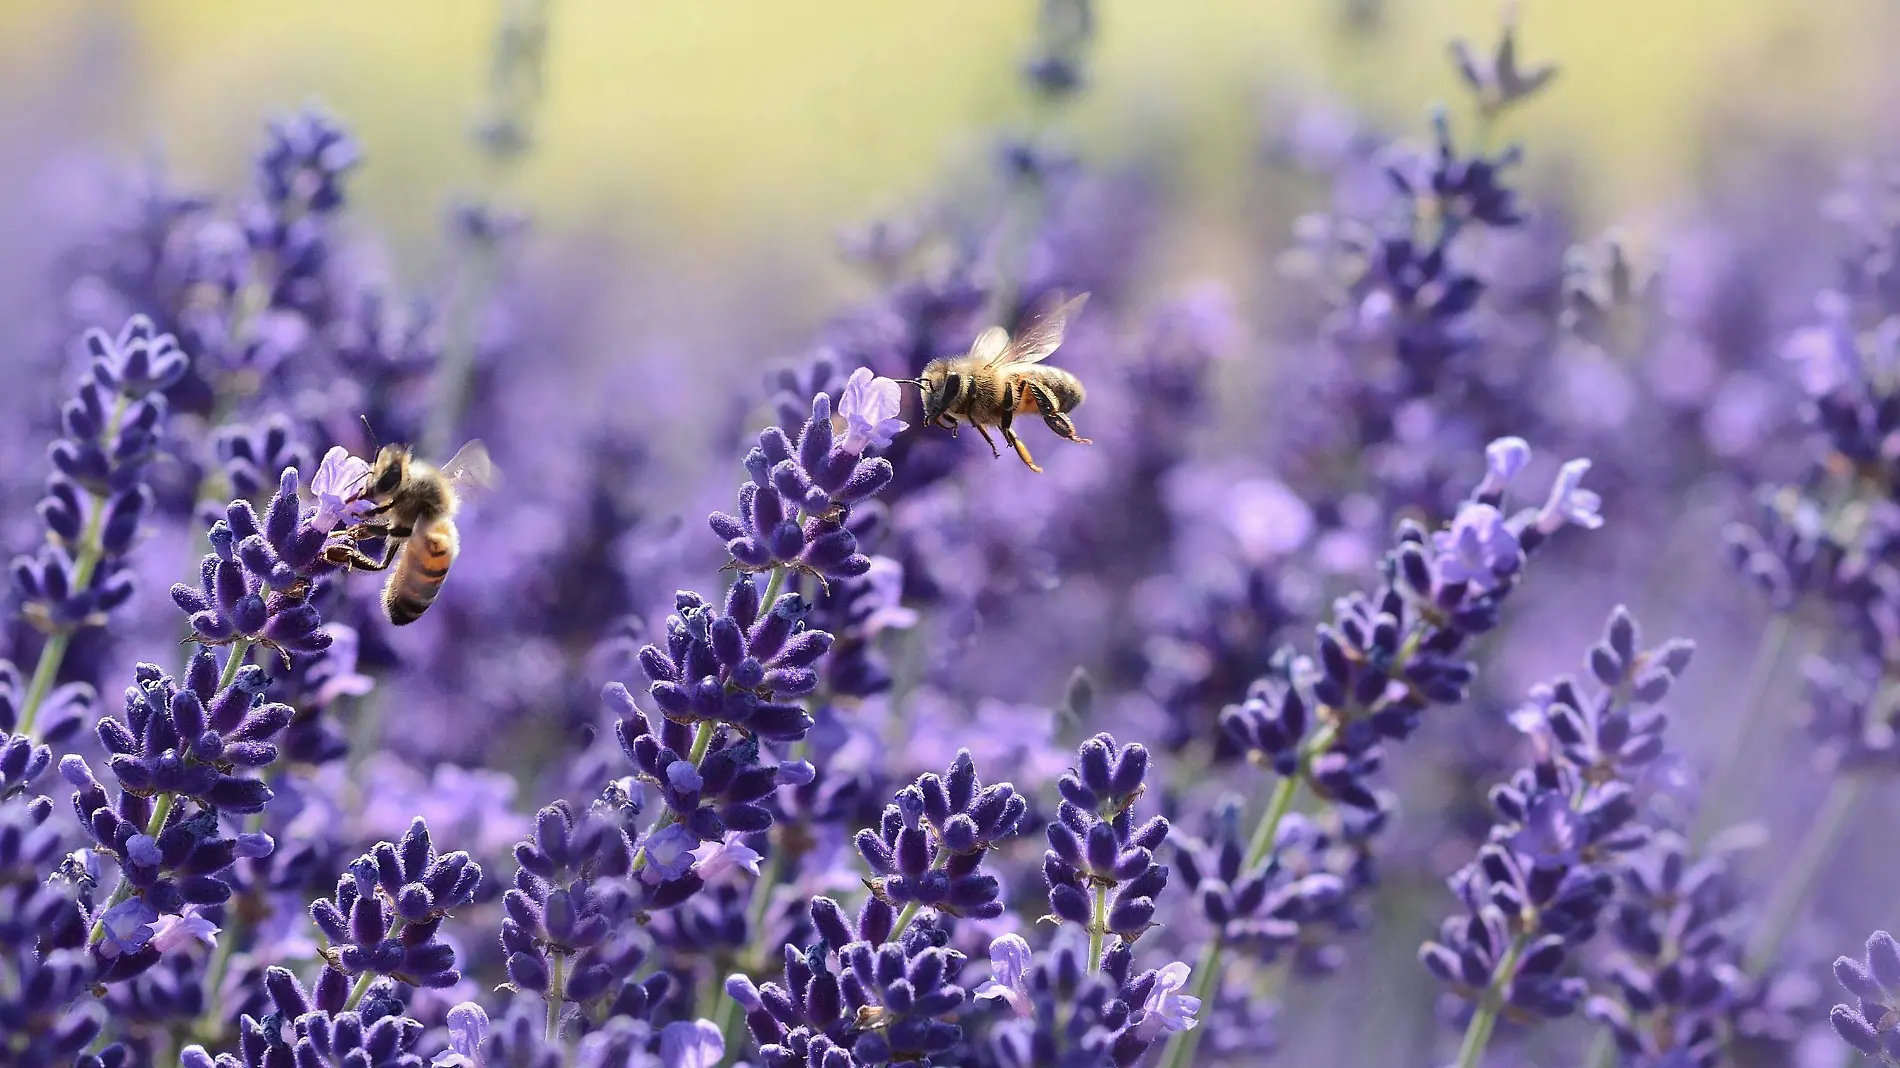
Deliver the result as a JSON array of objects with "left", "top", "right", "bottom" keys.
[
  {"left": 383, "top": 519, "right": 459, "bottom": 625},
  {"left": 1011, "top": 367, "right": 1086, "bottom": 412}
]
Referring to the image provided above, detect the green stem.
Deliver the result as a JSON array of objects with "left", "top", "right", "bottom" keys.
[
  {"left": 16, "top": 396, "right": 132, "bottom": 741},
  {"left": 1156, "top": 747, "right": 1316, "bottom": 1068},
  {"left": 1744, "top": 774, "right": 1866, "bottom": 974},
  {"left": 630, "top": 720, "right": 718, "bottom": 872},
  {"left": 15, "top": 633, "right": 73, "bottom": 741},
  {"left": 1087, "top": 882, "right": 1107, "bottom": 973},
  {"left": 1692, "top": 614, "right": 1794, "bottom": 847},
  {"left": 88, "top": 792, "right": 177, "bottom": 945},
  {"left": 890, "top": 848, "right": 955, "bottom": 941},
  {"left": 687, "top": 719, "right": 716, "bottom": 765},
  {"left": 1581, "top": 1030, "right": 1618, "bottom": 1068},
  {"left": 1453, "top": 934, "right": 1528, "bottom": 1068},
  {"left": 759, "top": 567, "right": 788, "bottom": 617},
  {"left": 547, "top": 951, "right": 567, "bottom": 1042},
  {"left": 217, "top": 639, "right": 254, "bottom": 691}
]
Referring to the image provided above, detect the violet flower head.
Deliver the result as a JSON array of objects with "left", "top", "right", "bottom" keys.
[
  {"left": 213, "top": 413, "right": 313, "bottom": 504},
  {"left": 180, "top": 964, "right": 423, "bottom": 1068},
  {"left": 1043, "top": 733, "right": 1171, "bottom": 946},
  {"left": 309, "top": 817, "right": 480, "bottom": 989},
  {"left": 171, "top": 466, "right": 342, "bottom": 663},
  {"left": 256, "top": 105, "right": 361, "bottom": 214},
  {"left": 1585, "top": 832, "right": 1750, "bottom": 1067},
  {"left": 855, "top": 748, "right": 1027, "bottom": 920},
  {"left": 499, "top": 800, "right": 655, "bottom": 1026},
  {"left": 1422, "top": 607, "right": 1693, "bottom": 1035},
  {"left": 975, "top": 934, "right": 1035, "bottom": 1016},
  {"left": 736, "top": 902, "right": 965, "bottom": 1067},
  {"left": 430, "top": 1002, "right": 489, "bottom": 1068},
  {"left": 12, "top": 316, "right": 185, "bottom": 643},
  {"left": 710, "top": 390, "right": 894, "bottom": 584},
  {"left": 979, "top": 936, "right": 1199, "bottom": 1067},
  {"left": 636, "top": 582, "right": 825, "bottom": 741},
  {"left": 1831, "top": 930, "right": 1900, "bottom": 1061},
  {"left": 837, "top": 367, "right": 909, "bottom": 454},
  {"left": 88, "top": 649, "right": 294, "bottom": 812},
  {"left": 607, "top": 680, "right": 784, "bottom": 852},
  {"left": 310, "top": 445, "right": 376, "bottom": 533}
]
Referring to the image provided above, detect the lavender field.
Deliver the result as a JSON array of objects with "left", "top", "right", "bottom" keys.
[{"left": 3, "top": 2, "right": 1900, "bottom": 1066}]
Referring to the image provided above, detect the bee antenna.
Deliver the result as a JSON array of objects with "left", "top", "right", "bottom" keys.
[{"left": 359, "top": 414, "right": 380, "bottom": 451}]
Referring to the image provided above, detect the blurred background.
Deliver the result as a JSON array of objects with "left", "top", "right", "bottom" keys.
[
  {"left": 5, "top": 0, "right": 1897, "bottom": 319},
  {"left": 2, "top": 2, "right": 1898, "bottom": 1065}
]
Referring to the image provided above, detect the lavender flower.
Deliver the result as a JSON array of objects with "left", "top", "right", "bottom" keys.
[
  {"left": 732, "top": 901, "right": 966, "bottom": 1067},
  {"left": 837, "top": 368, "right": 908, "bottom": 455},
  {"left": 710, "top": 391, "right": 894, "bottom": 585},
  {"left": 980, "top": 936, "right": 1200, "bottom": 1067},
  {"left": 9, "top": 316, "right": 185, "bottom": 741},
  {"left": 1043, "top": 734, "right": 1169, "bottom": 949},
  {"left": 1421, "top": 607, "right": 1693, "bottom": 1053},
  {"left": 1832, "top": 931, "right": 1900, "bottom": 1062},
  {"left": 636, "top": 583, "right": 825, "bottom": 741},
  {"left": 170, "top": 467, "right": 341, "bottom": 662},
  {"left": 500, "top": 800, "right": 645, "bottom": 1033},
  {"left": 310, "top": 817, "right": 480, "bottom": 989},
  {"left": 180, "top": 965, "right": 424, "bottom": 1068},
  {"left": 854, "top": 748, "right": 1025, "bottom": 922}
]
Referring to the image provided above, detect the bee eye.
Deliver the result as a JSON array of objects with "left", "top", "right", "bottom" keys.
[{"left": 375, "top": 469, "right": 401, "bottom": 493}]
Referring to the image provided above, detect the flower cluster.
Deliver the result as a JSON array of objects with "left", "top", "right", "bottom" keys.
[
  {"left": 309, "top": 817, "right": 480, "bottom": 989},
  {"left": 500, "top": 799, "right": 666, "bottom": 1036},
  {"left": 171, "top": 466, "right": 343, "bottom": 662},
  {"left": 856, "top": 748, "right": 1026, "bottom": 920},
  {"left": 1043, "top": 734, "right": 1169, "bottom": 947},
  {"left": 1832, "top": 930, "right": 1900, "bottom": 1062},
  {"left": 1421, "top": 607, "right": 1693, "bottom": 1043},
  {"left": 637, "top": 582, "right": 825, "bottom": 741},
  {"left": 729, "top": 899, "right": 967, "bottom": 1068},
  {"left": 977, "top": 935, "right": 1199, "bottom": 1067},
  {"left": 711, "top": 375, "right": 899, "bottom": 586},
  {"left": 181, "top": 965, "right": 423, "bottom": 1068}
]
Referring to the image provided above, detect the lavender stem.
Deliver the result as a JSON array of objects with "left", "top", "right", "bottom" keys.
[
  {"left": 546, "top": 950, "right": 567, "bottom": 1042},
  {"left": 15, "top": 395, "right": 132, "bottom": 740},
  {"left": 1745, "top": 773, "right": 1866, "bottom": 975},
  {"left": 1692, "top": 613, "right": 1794, "bottom": 847},
  {"left": 1158, "top": 740, "right": 1315, "bottom": 1068},
  {"left": 343, "top": 916, "right": 408, "bottom": 1010},
  {"left": 1454, "top": 933, "right": 1528, "bottom": 1068}
]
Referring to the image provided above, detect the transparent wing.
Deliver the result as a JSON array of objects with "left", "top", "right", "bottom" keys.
[
  {"left": 439, "top": 439, "right": 499, "bottom": 501},
  {"left": 990, "top": 291, "right": 1089, "bottom": 367},
  {"left": 967, "top": 325, "right": 1010, "bottom": 366}
]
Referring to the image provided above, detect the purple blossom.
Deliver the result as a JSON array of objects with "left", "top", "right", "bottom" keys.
[
  {"left": 837, "top": 367, "right": 909, "bottom": 454},
  {"left": 975, "top": 933, "right": 1035, "bottom": 1016}
]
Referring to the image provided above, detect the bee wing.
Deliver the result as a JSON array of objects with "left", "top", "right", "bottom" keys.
[
  {"left": 989, "top": 291, "right": 1089, "bottom": 367},
  {"left": 439, "top": 439, "right": 500, "bottom": 501},
  {"left": 968, "top": 325, "right": 1010, "bottom": 366}
]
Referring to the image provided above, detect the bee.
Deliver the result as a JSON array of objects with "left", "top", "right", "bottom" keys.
[
  {"left": 908, "top": 291, "right": 1092, "bottom": 473},
  {"left": 332, "top": 440, "right": 497, "bottom": 625}
]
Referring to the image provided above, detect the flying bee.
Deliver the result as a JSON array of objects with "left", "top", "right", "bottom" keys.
[
  {"left": 908, "top": 291, "right": 1091, "bottom": 473},
  {"left": 330, "top": 440, "right": 497, "bottom": 625}
]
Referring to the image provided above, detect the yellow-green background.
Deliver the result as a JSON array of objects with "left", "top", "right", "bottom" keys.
[{"left": 1, "top": 0, "right": 1891, "bottom": 297}]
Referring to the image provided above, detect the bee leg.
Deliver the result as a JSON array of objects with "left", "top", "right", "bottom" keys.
[
  {"left": 1001, "top": 427, "right": 1042, "bottom": 473},
  {"left": 973, "top": 422, "right": 1003, "bottom": 460},
  {"left": 328, "top": 534, "right": 405, "bottom": 573},
  {"left": 1030, "top": 382, "right": 1092, "bottom": 445}
]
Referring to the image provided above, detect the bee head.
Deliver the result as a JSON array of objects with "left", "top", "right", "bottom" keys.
[
  {"left": 911, "top": 361, "right": 951, "bottom": 425},
  {"left": 366, "top": 444, "right": 412, "bottom": 498}
]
